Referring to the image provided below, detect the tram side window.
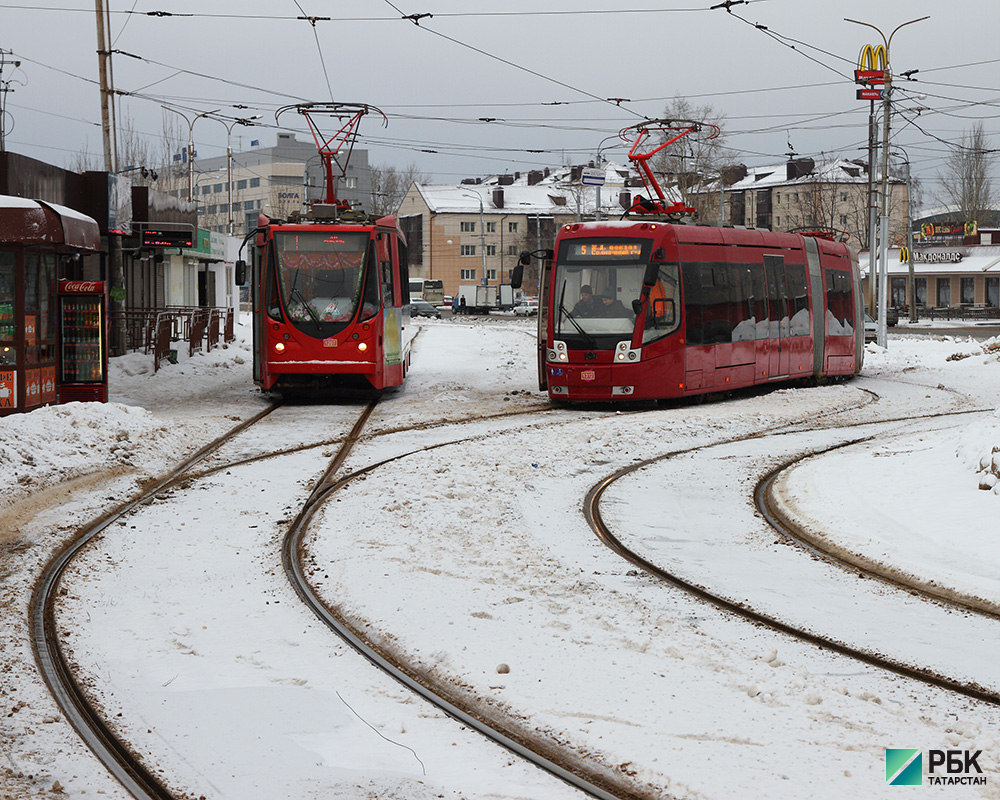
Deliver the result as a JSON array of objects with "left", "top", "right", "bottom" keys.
[
  {"left": 730, "top": 266, "right": 755, "bottom": 342},
  {"left": 265, "top": 251, "right": 283, "bottom": 321},
  {"left": 398, "top": 239, "right": 410, "bottom": 304},
  {"left": 786, "top": 263, "right": 810, "bottom": 336},
  {"left": 642, "top": 264, "right": 681, "bottom": 344},
  {"left": 764, "top": 254, "right": 787, "bottom": 338},
  {"left": 360, "top": 256, "right": 380, "bottom": 321},
  {"left": 749, "top": 263, "right": 768, "bottom": 340},
  {"left": 682, "top": 263, "right": 732, "bottom": 345},
  {"left": 824, "top": 268, "right": 854, "bottom": 336}
]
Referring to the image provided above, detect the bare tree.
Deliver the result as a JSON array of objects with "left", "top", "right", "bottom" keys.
[
  {"left": 647, "top": 96, "right": 732, "bottom": 212},
  {"left": 371, "top": 162, "right": 431, "bottom": 216},
  {"left": 936, "top": 122, "right": 996, "bottom": 223},
  {"left": 70, "top": 108, "right": 158, "bottom": 183}
]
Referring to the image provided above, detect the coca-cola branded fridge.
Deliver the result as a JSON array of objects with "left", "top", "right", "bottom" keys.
[{"left": 57, "top": 279, "right": 108, "bottom": 403}]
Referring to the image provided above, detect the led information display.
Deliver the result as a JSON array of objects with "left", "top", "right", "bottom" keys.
[{"left": 564, "top": 240, "right": 647, "bottom": 261}]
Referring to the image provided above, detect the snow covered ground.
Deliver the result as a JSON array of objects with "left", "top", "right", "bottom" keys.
[{"left": 1, "top": 316, "right": 999, "bottom": 799}]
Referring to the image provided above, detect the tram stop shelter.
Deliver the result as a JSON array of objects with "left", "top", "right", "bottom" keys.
[{"left": 0, "top": 195, "right": 102, "bottom": 416}]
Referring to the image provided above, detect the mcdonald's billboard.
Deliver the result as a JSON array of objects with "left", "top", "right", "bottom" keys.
[
  {"left": 858, "top": 44, "right": 887, "bottom": 72},
  {"left": 855, "top": 44, "right": 887, "bottom": 99}
]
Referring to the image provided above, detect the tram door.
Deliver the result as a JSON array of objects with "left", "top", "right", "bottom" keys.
[{"left": 764, "top": 254, "right": 789, "bottom": 377}]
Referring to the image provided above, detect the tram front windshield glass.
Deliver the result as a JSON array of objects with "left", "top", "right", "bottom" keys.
[
  {"left": 553, "top": 238, "right": 679, "bottom": 345},
  {"left": 274, "top": 230, "right": 374, "bottom": 332}
]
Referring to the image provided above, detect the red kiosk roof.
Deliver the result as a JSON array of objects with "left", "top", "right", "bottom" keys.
[{"left": 0, "top": 195, "right": 101, "bottom": 251}]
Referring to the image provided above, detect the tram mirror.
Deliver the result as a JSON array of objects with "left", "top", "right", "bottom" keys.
[
  {"left": 510, "top": 263, "right": 524, "bottom": 289},
  {"left": 235, "top": 260, "right": 247, "bottom": 286},
  {"left": 643, "top": 263, "right": 660, "bottom": 287},
  {"left": 632, "top": 298, "right": 643, "bottom": 316}
]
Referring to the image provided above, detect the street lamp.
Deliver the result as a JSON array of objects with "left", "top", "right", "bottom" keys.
[
  {"left": 208, "top": 114, "right": 261, "bottom": 235},
  {"left": 593, "top": 133, "right": 623, "bottom": 221},
  {"left": 845, "top": 15, "right": 928, "bottom": 347},
  {"left": 460, "top": 189, "right": 488, "bottom": 285},
  {"left": 890, "top": 147, "right": 917, "bottom": 323},
  {"left": 162, "top": 105, "right": 220, "bottom": 202}
]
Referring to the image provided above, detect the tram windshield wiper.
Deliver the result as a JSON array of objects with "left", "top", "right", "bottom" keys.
[
  {"left": 557, "top": 281, "right": 597, "bottom": 348},
  {"left": 290, "top": 286, "right": 322, "bottom": 325}
]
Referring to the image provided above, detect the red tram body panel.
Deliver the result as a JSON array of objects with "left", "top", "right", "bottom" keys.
[
  {"left": 250, "top": 213, "right": 412, "bottom": 393},
  {"left": 539, "top": 221, "right": 863, "bottom": 402}
]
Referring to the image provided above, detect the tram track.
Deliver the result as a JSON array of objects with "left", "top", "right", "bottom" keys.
[
  {"left": 30, "top": 403, "right": 281, "bottom": 800},
  {"left": 757, "top": 446, "right": 1000, "bottom": 621},
  {"left": 35, "top": 396, "right": 637, "bottom": 800},
  {"left": 584, "top": 404, "right": 1000, "bottom": 709},
  {"left": 33, "top": 375, "right": 978, "bottom": 800}
]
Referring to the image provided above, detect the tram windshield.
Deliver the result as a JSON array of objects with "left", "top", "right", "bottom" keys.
[
  {"left": 273, "top": 230, "right": 377, "bottom": 332},
  {"left": 553, "top": 238, "right": 681, "bottom": 346}
]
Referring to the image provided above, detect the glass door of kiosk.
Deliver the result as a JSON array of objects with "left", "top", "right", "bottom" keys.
[
  {"left": 0, "top": 253, "right": 14, "bottom": 412},
  {"left": 57, "top": 280, "right": 108, "bottom": 403}
]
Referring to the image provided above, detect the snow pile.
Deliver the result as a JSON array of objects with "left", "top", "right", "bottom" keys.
[
  {"left": 0, "top": 401, "right": 181, "bottom": 512},
  {"left": 959, "top": 407, "right": 1000, "bottom": 493}
]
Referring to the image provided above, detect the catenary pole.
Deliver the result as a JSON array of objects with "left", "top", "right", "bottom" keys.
[{"left": 847, "top": 15, "right": 928, "bottom": 347}]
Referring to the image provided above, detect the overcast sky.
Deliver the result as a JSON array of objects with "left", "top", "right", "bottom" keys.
[{"left": 2, "top": 0, "right": 998, "bottom": 208}]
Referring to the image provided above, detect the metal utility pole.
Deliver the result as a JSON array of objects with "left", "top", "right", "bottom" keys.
[
  {"left": 867, "top": 100, "right": 878, "bottom": 316},
  {"left": 847, "top": 15, "right": 928, "bottom": 347},
  {"left": 163, "top": 106, "right": 220, "bottom": 202},
  {"left": 210, "top": 115, "right": 260, "bottom": 235},
  {"left": 0, "top": 50, "right": 23, "bottom": 153}
]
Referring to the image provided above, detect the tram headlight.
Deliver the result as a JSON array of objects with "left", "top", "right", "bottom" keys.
[
  {"left": 358, "top": 342, "right": 368, "bottom": 352},
  {"left": 274, "top": 342, "right": 286, "bottom": 353},
  {"left": 549, "top": 340, "right": 568, "bottom": 362}
]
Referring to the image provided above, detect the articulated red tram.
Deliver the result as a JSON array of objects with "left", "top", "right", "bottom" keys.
[
  {"left": 249, "top": 211, "right": 411, "bottom": 393},
  {"left": 537, "top": 221, "right": 863, "bottom": 402}
]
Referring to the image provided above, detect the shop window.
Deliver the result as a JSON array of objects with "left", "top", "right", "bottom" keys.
[
  {"left": 961, "top": 277, "right": 975, "bottom": 305},
  {"left": 936, "top": 279, "right": 951, "bottom": 307},
  {"left": 987, "top": 277, "right": 999, "bottom": 307}
]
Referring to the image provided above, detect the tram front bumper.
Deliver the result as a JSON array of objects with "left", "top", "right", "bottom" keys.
[{"left": 546, "top": 364, "right": 635, "bottom": 400}]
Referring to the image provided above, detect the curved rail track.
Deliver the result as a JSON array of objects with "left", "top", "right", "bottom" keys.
[
  {"left": 584, "top": 404, "right": 1000, "bottom": 708},
  {"left": 31, "top": 404, "right": 280, "bottom": 800},
  {"left": 33, "top": 398, "right": 640, "bottom": 800},
  {"left": 33, "top": 368, "right": 992, "bottom": 800}
]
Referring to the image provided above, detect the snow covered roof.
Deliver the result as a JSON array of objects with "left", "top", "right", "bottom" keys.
[
  {"left": 412, "top": 181, "right": 642, "bottom": 219},
  {"left": 0, "top": 194, "right": 101, "bottom": 250},
  {"left": 726, "top": 158, "right": 898, "bottom": 192}
]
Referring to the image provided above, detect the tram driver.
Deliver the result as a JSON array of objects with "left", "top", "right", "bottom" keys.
[
  {"left": 571, "top": 284, "right": 597, "bottom": 317},
  {"left": 594, "top": 287, "right": 630, "bottom": 318}
]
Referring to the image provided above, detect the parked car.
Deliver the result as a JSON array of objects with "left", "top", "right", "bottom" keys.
[
  {"left": 409, "top": 299, "right": 442, "bottom": 319},
  {"left": 513, "top": 298, "right": 538, "bottom": 316},
  {"left": 865, "top": 306, "right": 898, "bottom": 327},
  {"left": 864, "top": 313, "right": 877, "bottom": 343}
]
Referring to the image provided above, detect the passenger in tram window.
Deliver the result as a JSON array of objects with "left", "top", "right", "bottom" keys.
[
  {"left": 594, "top": 286, "right": 630, "bottom": 318},
  {"left": 571, "top": 284, "right": 597, "bottom": 317}
]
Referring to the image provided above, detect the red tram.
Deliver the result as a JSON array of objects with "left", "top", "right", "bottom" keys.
[
  {"left": 247, "top": 210, "right": 411, "bottom": 393},
  {"left": 533, "top": 221, "right": 863, "bottom": 402},
  {"left": 245, "top": 102, "right": 412, "bottom": 394}
]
